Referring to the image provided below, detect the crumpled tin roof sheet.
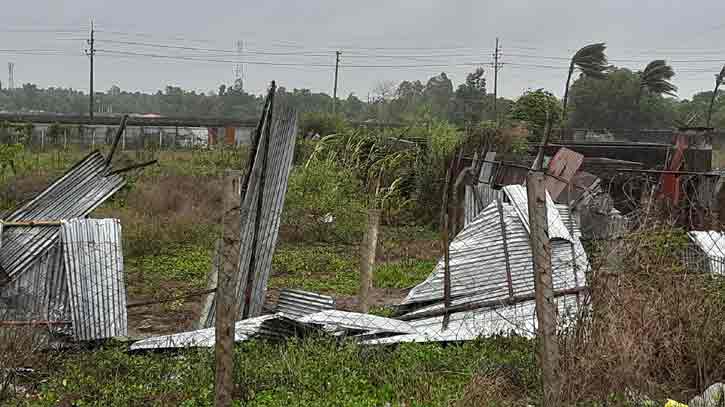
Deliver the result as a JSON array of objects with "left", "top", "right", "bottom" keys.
[
  {"left": 391, "top": 185, "right": 588, "bottom": 342},
  {"left": 401, "top": 201, "right": 587, "bottom": 308},
  {"left": 131, "top": 310, "right": 415, "bottom": 350},
  {"left": 131, "top": 315, "right": 280, "bottom": 350},
  {"left": 61, "top": 218, "right": 127, "bottom": 341},
  {"left": 364, "top": 295, "right": 581, "bottom": 344},
  {"left": 503, "top": 184, "right": 572, "bottom": 241},
  {"left": 687, "top": 231, "right": 725, "bottom": 275},
  {"left": 0, "top": 151, "right": 126, "bottom": 283},
  {"left": 295, "top": 310, "right": 417, "bottom": 335},
  {"left": 275, "top": 289, "right": 336, "bottom": 320},
  {"left": 0, "top": 242, "right": 69, "bottom": 326}
]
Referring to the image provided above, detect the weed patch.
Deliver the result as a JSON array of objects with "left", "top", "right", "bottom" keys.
[
  {"left": 374, "top": 259, "right": 436, "bottom": 289},
  {"left": 16, "top": 337, "right": 536, "bottom": 406}
]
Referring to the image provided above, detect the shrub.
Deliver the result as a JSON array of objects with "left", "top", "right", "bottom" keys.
[
  {"left": 282, "top": 160, "right": 366, "bottom": 243},
  {"left": 299, "top": 112, "right": 347, "bottom": 138},
  {"left": 560, "top": 227, "right": 725, "bottom": 404}
]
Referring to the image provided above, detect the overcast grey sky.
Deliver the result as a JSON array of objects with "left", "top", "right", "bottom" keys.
[{"left": 2, "top": 0, "right": 724, "bottom": 101}]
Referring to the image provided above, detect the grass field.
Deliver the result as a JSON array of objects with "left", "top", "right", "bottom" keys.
[{"left": 2, "top": 147, "right": 514, "bottom": 406}]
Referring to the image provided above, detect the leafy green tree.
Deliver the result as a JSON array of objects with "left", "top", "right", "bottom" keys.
[
  {"left": 423, "top": 72, "right": 453, "bottom": 120},
  {"left": 453, "top": 68, "right": 487, "bottom": 125},
  {"left": 569, "top": 67, "right": 678, "bottom": 129},
  {"left": 509, "top": 89, "right": 562, "bottom": 140},
  {"left": 562, "top": 43, "right": 609, "bottom": 123}
]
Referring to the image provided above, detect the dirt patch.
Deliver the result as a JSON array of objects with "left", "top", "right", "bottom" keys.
[
  {"left": 377, "top": 236, "right": 440, "bottom": 263},
  {"left": 335, "top": 287, "right": 409, "bottom": 312}
]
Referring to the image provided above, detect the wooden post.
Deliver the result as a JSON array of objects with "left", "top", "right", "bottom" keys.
[
  {"left": 442, "top": 212, "right": 451, "bottom": 329},
  {"left": 214, "top": 169, "right": 242, "bottom": 407},
  {"left": 526, "top": 171, "right": 560, "bottom": 405},
  {"left": 359, "top": 208, "right": 380, "bottom": 313}
]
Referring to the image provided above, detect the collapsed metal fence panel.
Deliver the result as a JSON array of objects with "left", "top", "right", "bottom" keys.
[
  {"left": 687, "top": 231, "right": 725, "bottom": 275},
  {"left": 61, "top": 218, "right": 127, "bottom": 341},
  {"left": 0, "top": 242, "right": 69, "bottom": 324},
  {"left": 464, "top": 152, "right": 500, "bottom": 228},
  {"left": 0, "top": 151, "right": 126, "bottom": 283},
  {"left": 200, "top": 108, "right": 298, "bottom": 327}
]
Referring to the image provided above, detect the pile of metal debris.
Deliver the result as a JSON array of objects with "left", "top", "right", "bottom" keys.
[
  {"left": 131, "top": 183, "right": 590, "bottom": 349},
  {"left": 0, "top": 117, "right": 153, "bottom": 342}
]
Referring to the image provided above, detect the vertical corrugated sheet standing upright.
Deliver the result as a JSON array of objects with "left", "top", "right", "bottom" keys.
[
  {"left": 61, "top": 218, "right": 127, "bottom": 341},
  {"left": 234, "top": 108, "right": 298, "bottom": 319},
  {"left": 200, "top": 108, "right": 298, "bottom": 327},
  {"left": 464, "top": 152, "right": 500, "bottom": 227}
]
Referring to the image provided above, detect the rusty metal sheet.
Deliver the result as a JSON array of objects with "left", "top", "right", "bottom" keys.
[{"left": 545, "top": 147, "right": 583, "bottom": 201}]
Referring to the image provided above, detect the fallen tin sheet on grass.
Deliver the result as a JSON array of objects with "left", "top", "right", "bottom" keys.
[
  {"left": 130, "top": 310, "right": 413, "bottom": 350},
  {"left": 386, "top": 185, "right": 589, "bottom": 344}
]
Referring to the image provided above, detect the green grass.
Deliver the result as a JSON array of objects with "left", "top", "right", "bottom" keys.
[
  {"left": 16, "top": 337, "right": 538, "bottom": 406},
  {"left": 374, "top": 259, "right": 436, "bottom": 289},
  {"left": 127, "top": 244, "right": 213, "bottom": 296},
  {"left": 270, "top": 244, "right": 359, "bottom": 295}
]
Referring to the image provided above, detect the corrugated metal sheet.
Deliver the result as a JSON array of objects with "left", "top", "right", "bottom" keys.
[
  {"left": 464, "top": 152, "right": 501, "bottom": 228},
  {"left": 295, "top": 310, "right": 417, "bottom": 335},
  {"left": 503, "top": 184, "right": 572, "bottom": 241},
  {"left": 61, "top": 218, "right": 127, "bottom": 341},
  {"left": 0, "top": 242, "right": 69, "bottom": 326},
  {"left": 364, "top": 295, "right": 581, "bottom": 344},
  {"left": 544, "top": 148, "right": 583, "bottom": 201},
  {"left": 201, "top": 108, "right": 298, "bottom": 327},
  {"left": 402, "top": 200, "right": 587, "bottom": 308},
  {"left": 392, "top": 187, "right": 588, "bottom": 342},
  {"left": 275, "top": 289, "right": 336, "bottom": 320},
  {"left": 132, "top": 310, "right": 417, "bottom": 350},
  {"left": 234, "top": 108, "right": 298, "bottom": 318},
  {"left": 687, "top": 231, "right": 725, "bottom": 275},
  {"left": 0, "top": 151, "right": 126, "bottom": 283},
  {"left": 131, "top": 315, "right": 278, "bottom": 350}
]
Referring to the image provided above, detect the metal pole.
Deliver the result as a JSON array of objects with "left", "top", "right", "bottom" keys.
[
  {"left": 493, "top": 37, "right": 499, "bottom": 124},
  {"left": 86, "top": 21, "right": 95, "bottom": 120},
  {"left": 333, "top": 51, "right": 341, "bottom": 114}
]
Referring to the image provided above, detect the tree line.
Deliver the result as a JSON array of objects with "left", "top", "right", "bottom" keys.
[{"left": 0, "top": 53, "right": 723, "bottom": 133}]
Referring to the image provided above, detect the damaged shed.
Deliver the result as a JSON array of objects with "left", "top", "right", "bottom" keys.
[{"left": 1, "top": 121, "right": 150, "bottom": 340}]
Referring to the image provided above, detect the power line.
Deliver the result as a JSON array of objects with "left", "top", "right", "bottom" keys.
[{"left": 94, "top": 48, "right": 493, "bottom": 68}]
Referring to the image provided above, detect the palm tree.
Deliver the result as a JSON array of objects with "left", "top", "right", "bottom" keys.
[
  {"left": 636, "top": 60, "right": 677, "bottom": 129},
  {"left": 562, "top": 43, "right": 609, "bottom": 123},
  {"left": 706, "top": 64, "right": 725, "bottom": 128},
  {"left": 636, "top": 60, "right": 677, "bottom": 105}
]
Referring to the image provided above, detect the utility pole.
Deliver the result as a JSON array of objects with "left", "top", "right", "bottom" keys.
[
  {"left": 492, "top": 38, "right": 502, "bottom": 124},
  {"left": 333, "top": 51, "right": 341, "bottom": 115},
  {"left": 85, "top": 21, "right": 95, "bottom": 120},
  {"left": 234, "top": 40, "right": 245, "bottom": 91},
  {"left": 526, "top": 170, "right": 561, "bottom": 405},
  {"left": 7, "top": 62, "right": 14, "bottom": 90}
]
